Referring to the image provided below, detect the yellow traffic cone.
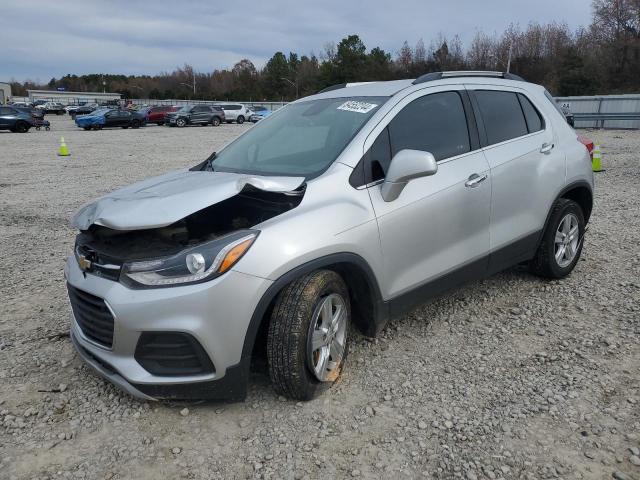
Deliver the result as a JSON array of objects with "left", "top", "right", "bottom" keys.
[
  {"left": 58, "top": 137, "right": 70, "bottom": 157},
  {"left": 592, "top": 143, "right": 602, "bottom": 172}
]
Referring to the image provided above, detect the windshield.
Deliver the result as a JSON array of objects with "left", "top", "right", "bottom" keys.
[
  {"left": 178, "top": 106, "right": 191, "bottom": 113},
  {"left": 212, "top": 96, "right": 387, "bottom": 177}
]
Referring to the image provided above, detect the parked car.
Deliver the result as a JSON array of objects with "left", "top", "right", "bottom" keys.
[
  {"left": 10, "top": 101, "right": 33, "bottom": 109},
  {"left": 13, "top": 105, "right": 44, "bottom": 120},
  {"left": 35, "top": 102, "right": 66, "bottom": 115},
  {"left": 65, "top": 71, "right": 594, "bottom": 402},
  {"left": 249, "top": 105, "right": 273, "bottom": 122},
  {"left": 65, "top": 104, "right": 84, "bottom": 114},
  {"left": 217, "top": 103, "right": 250, "bottom": 124},
  {"left": 165, "top": 105, "right": 224, "bottom": 127},
  {"left": 146, "top": 105, "right": 179, "bottom": 125},
  {"left": 0, "top": 105, "right": 36, "bottom": 132},
  {"left": 70, "top": 104, "right": 99, "bottom": 119},
  {"left": 75, "top": 108, "right": 145, "bottom": 130}
]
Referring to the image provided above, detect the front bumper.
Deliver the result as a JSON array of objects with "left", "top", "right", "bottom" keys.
[{"left": 65, "top": 256, "right": 272, "bottom": 401}]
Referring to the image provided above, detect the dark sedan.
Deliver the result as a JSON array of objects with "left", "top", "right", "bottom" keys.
[{"left": 0, "top": 105, "right": 36, "bottom": 133}]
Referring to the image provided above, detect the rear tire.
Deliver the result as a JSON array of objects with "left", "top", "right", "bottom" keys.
[
  {"left": 529, "top": 198, "right": 585, "bottom": 279},
  {"left": 156, "top": 122, "right": 164, "bottom": 126},
  {"left": 15, "top": 121, "right": 29, "bottom": 133},
  {"left": 212, "top": 117, "right": 221, "bottom": 126},
  {"left": 83, "top": 126, "right": 91, "bottom": 131},
  {"left": 267, "top": 270, "right": 350, "bottom": 400}
]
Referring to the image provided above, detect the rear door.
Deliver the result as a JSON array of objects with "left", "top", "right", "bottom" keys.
[
  {"left": 468, "top": 86, "right": 565, "bottom": 273},
  {"left": 365, "top": 87, "right": 492, "bottom": 306}
]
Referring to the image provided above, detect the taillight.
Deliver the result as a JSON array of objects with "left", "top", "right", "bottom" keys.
[{"left": 577, "top": 136, "right": 594, "bottom": 160}]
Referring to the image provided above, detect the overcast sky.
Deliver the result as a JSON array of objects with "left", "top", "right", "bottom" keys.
[{"left": 2, "top": 0, "right": 592, "bottom": 82}]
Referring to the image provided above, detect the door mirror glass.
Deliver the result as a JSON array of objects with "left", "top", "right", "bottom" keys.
[{"left": 381, "top": 149, "right": 438, "bottom": 202}]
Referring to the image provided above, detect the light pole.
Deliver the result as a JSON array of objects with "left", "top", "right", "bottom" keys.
[
  {"left": 280, "top": 77, "right": 298, "bottom": 99},
  {"left": 180, "top": 71, "right": 197, "bottom": 97}
]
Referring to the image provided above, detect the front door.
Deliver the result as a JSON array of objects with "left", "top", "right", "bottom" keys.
[{"left": 365, "top": 88, "right": 492, "bottom": 311}]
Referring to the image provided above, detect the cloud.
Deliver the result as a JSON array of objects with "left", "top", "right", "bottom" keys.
[{"left": 1, "top": 0, "right": 592, "bottom": 81}]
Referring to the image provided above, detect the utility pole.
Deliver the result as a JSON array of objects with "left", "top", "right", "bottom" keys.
[{"left": 506, "top": 42, "right": 513, "bottom": 73}]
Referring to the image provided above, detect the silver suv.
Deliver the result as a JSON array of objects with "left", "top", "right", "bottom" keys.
[
  {"left": 65, "top": 72, "right": 594, "bottom": 401},
  {"left": 216, "top": 103, "right": 251, "bottom": 124}
]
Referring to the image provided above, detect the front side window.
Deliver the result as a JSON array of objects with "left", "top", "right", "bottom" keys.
[
  {"left": 212, "top": 96, "right": 387, "bottom": 177},
  {"left": 475, "top": 90, "right": 528, "bottom": 145},
  {"left": 388, "top": 91, "right": 471, "bottom": 161}
]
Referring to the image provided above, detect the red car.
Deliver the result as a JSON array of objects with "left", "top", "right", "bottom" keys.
[{"left": 146, "top": 105, "right": 179, "bottom": 126}]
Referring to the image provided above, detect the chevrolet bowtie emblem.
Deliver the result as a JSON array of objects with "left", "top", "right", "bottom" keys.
[{"left": 78, "top": 254, "right": 92, "bottom": 271}]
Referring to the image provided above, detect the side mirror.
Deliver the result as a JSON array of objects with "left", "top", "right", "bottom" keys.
[{"left": 381, "top": 149, "right": 438, "bottom": 202}]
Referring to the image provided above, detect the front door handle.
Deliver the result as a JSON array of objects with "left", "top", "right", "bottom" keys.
[
  {"left": 465, "top": 173, "right": 488, "bottom": 188},
  {"left": 540, "top": 142, "right": 554, "bottom": 154}
]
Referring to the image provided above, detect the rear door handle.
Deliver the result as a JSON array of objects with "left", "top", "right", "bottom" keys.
[
  {"left": 465, "top": 173, "right": 488, "bottom": 188},
  {"left": 540, "top": 142, "right": 554, "bottom": 154}
]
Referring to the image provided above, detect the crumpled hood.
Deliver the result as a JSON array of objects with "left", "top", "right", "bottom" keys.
[{"left": 72, "top": 169, "right": 305, "bottom": 231}]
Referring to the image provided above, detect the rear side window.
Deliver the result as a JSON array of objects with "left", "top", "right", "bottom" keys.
[
  {"left": 388, "top": 91, "right": 471, "bottom": 161},
  {"left": 0, "top": 107, "right": 15, "bottom": 115},
  {"left": 475, "top": 90, "right": 528, "bottom": 145},
  {"left": 517, "top": 94, "right": 544, "bottom": 133}
]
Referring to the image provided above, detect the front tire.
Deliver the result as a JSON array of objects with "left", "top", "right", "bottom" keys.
[
  {"left": 530, "top": 198, "right": 585, "bottom": 279},
  {"left": 131, "top": 120, "right": 140, "bottom": 129},
  {"left": 267, "top": 270, "right": 350, "bottom": 400},
  {"left": 236, "top": 115, "right": 245, "bottom": 124},
  {"left": 176, "top": 118, "right": 187, "bottom": 127}
]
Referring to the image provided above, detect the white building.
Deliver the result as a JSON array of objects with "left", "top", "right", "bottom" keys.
[
  {"left": 0, "top": 82, "right": 11, "bottom": 104},
  {"left": 26, "top": 89, "right": 122, "bottom": 105}
]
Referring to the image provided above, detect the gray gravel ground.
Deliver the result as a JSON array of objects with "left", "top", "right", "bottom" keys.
[{"left": 0, "top": 117, "right": 638, "bottom": 480}]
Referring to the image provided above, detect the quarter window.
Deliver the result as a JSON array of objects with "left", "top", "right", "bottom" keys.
[
  {"left": 475, "top": 90, "right": 528, "bottom": 145},
  {"left": 388, "top": 91, "right": 471, "bottom": 161},
  {"left": 517, "top": 93, "right": 544, "bottom": 133}
]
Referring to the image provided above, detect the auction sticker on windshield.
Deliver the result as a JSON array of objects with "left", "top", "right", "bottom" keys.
[{"left": 337, "top": 101, "right": 378, "bottom": 114}]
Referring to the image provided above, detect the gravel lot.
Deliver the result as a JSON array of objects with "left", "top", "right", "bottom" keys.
[{"left": 0, "top": 117, "right": 638, "bottom": 480}]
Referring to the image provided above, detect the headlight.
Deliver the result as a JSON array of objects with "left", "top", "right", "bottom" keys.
[{"left": 120, "top": 230, "right": 258, "bottom": 288}]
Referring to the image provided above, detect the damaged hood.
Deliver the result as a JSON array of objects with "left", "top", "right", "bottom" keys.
[{"left": 72, "top": 169, "right": 305, "bottom": 231}]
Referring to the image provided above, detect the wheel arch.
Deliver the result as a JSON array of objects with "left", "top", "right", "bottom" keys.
[
  {"left": 241, "top": 253, "right": 387, "bottom": 362},
  {"left": 537, "top": 180, "right": 593, "bottom": 250},
  {"left": 560, "top": 182, "right": 593, "bottom": 223}
]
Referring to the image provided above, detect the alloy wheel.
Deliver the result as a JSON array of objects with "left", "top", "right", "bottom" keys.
[
  {"left": 307, "top": 293, "right": 347, "bottom": 382},
  {"left": 554, "top": 213, "right": 580, "bottom": 267}
]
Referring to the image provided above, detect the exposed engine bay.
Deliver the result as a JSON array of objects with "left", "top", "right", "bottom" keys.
[{"left": 76, "top": 185, "right": 303, "bottom": 263}]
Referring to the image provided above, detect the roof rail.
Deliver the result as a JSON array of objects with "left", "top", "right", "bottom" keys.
[
  {"left": 317, "top": 81, "right": 377, "bottom": 94},
  {"left": 318, "top": 83, "right": 347, "bottom": 94},
  {"left": 412, "top": 71, "right": 525, "bottom": 85}
]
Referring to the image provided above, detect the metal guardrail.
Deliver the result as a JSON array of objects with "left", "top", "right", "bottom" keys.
[{"left": 572, "top": 112, "right": 640, "bottom": 129}]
